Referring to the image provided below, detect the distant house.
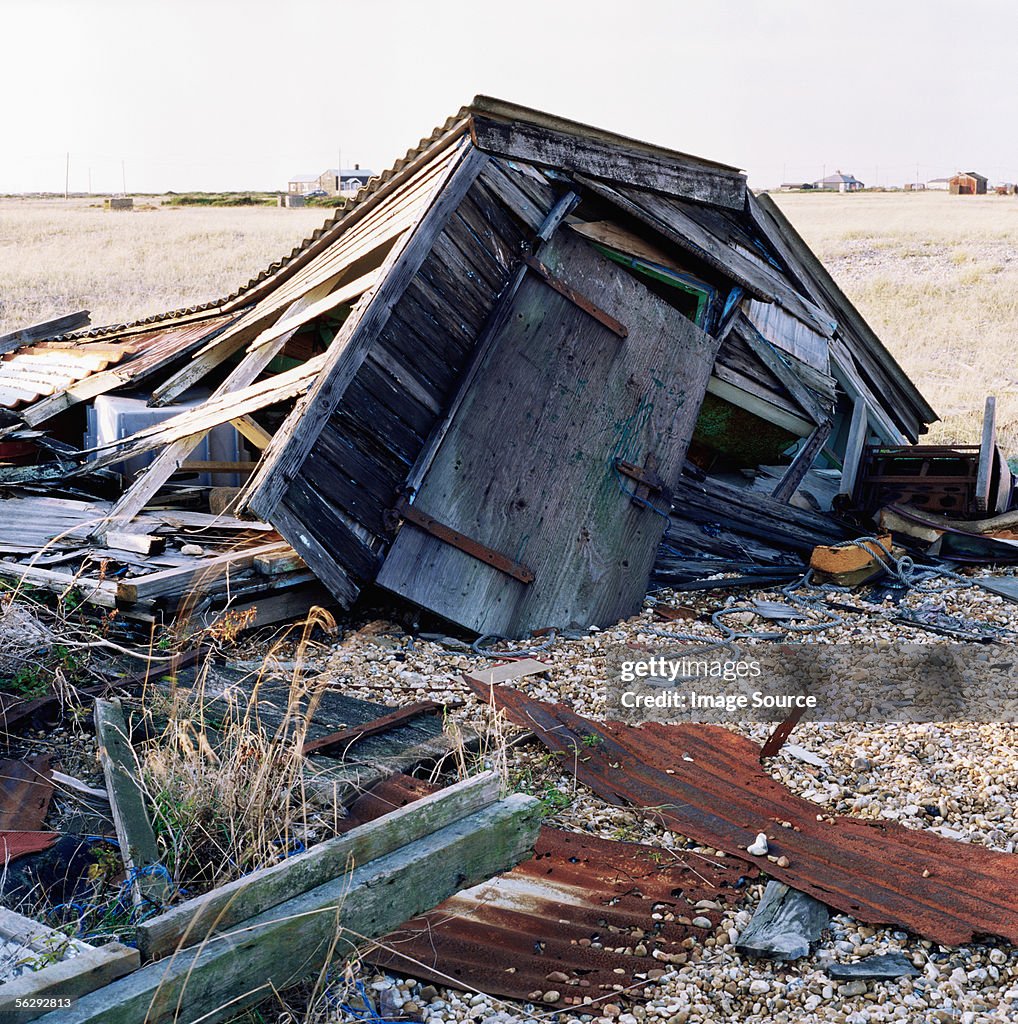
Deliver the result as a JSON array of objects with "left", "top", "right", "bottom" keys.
[
  {"left": 927, "top": 176, "right": 951, "bottom": 191},
  {"left": 317, "top": 165, "right": 374, "bottom": 196},
  {"left": 949, "top": 171, "right": 988, "bottom": 195},
  {"left": 813, "top": 170, "right": 864, "bottom": 192},
  {"left": 287, "top": 174, "right": 320, "bottom": 196},
  {"left": 779, "top": 181, "right": 814, "bottom": 191},
  {"left": 903, "top": 182, "right": 927, "bottom": 192}
]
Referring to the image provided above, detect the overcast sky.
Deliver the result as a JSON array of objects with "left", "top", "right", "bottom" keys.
[{"left": 3, "top": 0, "right": 1016, "bottom": 193}]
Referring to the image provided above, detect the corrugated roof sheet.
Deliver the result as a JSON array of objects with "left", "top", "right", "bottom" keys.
[
  {"left": 370, "top": 825, "right": 753, "bottom": 1009},
  {"left": 472, "top": 684, "right": 1018, "bottom": 947},
  {"left": 1, "top": 314, "right": 234, "bottom": 413}
]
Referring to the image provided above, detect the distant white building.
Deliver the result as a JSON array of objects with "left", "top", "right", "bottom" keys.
[
  {"left": 927, "top": 176, "right": 951, "bottom": 191},
  {"left": 813, "top": 170, "right": 864, "bottom": 192}
]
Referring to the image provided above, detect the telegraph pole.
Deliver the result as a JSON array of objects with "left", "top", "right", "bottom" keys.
[{"left": 64, "top": 152, "right": 69, "bottom": 199}]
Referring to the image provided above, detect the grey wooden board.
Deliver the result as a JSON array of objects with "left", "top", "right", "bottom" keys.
[
  {"left": 162, "top": 662, "right": 466, "bottom": 803},
  {"left": 978, "top": 576, "right": 1018, "bottom": 603},
  {"left": 377, "top": 229, "right": 720, "bottom": 637},
  {"left": 735, "top": 880, "right": 830, "bottom": 961},
  {"left": 825, "top": 954, "right": 919, "bottom": 980},
  {"left": 40, "top": 795, "right": 543, "bottom": 1024}
]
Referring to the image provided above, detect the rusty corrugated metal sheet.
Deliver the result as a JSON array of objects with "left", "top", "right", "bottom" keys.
[
  {"left": 0, "top": 756, "right": 53, "bottom": 830},
  {"left": 0, "top": 315, "right": 233, "bottom": 411},
  {"left": 0, "top": 830, "right": 59, "bottom": 864},
  {"left": 369, "top": 826, "right": 752, "bottom": 1009},
  {"left": 471, "top": 685, "right": 1018, "bottom": 947}
]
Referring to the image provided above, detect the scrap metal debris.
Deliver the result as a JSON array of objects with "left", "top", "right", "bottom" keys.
[
  {"left": 369, "top": 825, "right": 754, "bottom": 1008},
  {"left": 470, "top": 684, "right": 1018, "bottom": 947}
]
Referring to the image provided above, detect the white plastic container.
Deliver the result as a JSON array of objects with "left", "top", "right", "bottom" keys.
[{"left": 86, "top": 392, "right": 250, "bottom": 486}]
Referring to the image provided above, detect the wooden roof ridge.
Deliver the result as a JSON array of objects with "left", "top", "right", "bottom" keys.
[{"left": 467, "top": 95, "right": 744, "bottom": 175}]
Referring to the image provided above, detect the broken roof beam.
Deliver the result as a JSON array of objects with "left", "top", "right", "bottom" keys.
[
  {"left": 149, "top": 269, "right": 379, "bottom": 409},
  {"left": 48, "top": 792, "right": 542, "bottom": 1024},
  {"left": 468, "top": 96, "right": 746, "bottom": 210},
  {"left": 0, "top": 310, "right": 90, "bottom": 356}
]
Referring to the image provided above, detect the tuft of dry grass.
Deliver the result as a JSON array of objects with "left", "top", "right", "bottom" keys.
[
  {"left": 141, "top": 607, "right": 341, "bottom": 891},
  {"left": 773, "top": 191, "right": 1018, "bottom": 453},
  {"left": 0, "top": 197, "right": 329, "bottom": 334}
]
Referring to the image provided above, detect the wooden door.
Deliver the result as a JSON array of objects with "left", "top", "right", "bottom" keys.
[{"left": 376, "top": 228, "right": 721, "bottom": 637}]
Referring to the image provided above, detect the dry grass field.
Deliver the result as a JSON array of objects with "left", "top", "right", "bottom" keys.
[
  {"left": 773, "top": 190, "right": 1018, "bottom": 453},
  {"left": 0, "top": 192, "right": 1014, "bottom": 453},
  {"left": 0, "top": 196, "right": 329, "bottom": 332}
]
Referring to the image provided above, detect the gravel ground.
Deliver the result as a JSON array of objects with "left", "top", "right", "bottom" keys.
[
  {"left": 10, "top": 569, "right": 1018, "bottom": 1023},
  {"left": 315, "top": 570, "right": 1018, "bottom": 1024}
]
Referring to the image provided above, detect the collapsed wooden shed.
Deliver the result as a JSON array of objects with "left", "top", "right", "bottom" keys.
[{"left": 0, "top": 97, "right": 937, "bottom": 637}]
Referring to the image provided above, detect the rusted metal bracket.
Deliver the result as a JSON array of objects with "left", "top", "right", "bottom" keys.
[
  {"left": 523, "top": 256, "right": 628, "bottom": 338},
  {"left": 393, "top": 498, "right": 536, "bottom": 584},
  {"left": 615, "top": 455, "right": 670, "bottom": 513},
  {"left": 760, "top": 704, "right": 807, "bottom": 759},
  {"left": 302, "top": 700, "right": 443, "bottom": 758}
]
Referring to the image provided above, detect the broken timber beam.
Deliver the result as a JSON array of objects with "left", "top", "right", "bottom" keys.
[
  {"left": 47, "top": 791, "right": 542, "bottom": 1024},
  {"left": 0, "top": 909, "right": 138, "bottom": 1023},
  {"left": 771, "top": 420, "right": 833, "bottom": 504},
  {"left": 135, "top": 771, "right": 500, "bottom": 962},
  {"left": 975, "top": 395, "right": 997, "bottom": 513},
  {"left": 94, "top": 699, "right": 172, "bottom": 908},
  {"left": 735, "top": 880, "right": 830, "bottom": 961},
  {"left": 0, "top": 310, "right": 90, "bottom": 357},
  {"left": 301, "top": 700, "right": 442, "bottom": 757}
]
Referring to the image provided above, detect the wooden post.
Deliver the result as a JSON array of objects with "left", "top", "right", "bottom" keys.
[
  {"left": 771, "top": 420, "right": 833, "bottom": 504},
  {"left": 839, "top": 399, "right": 869, "bottom": 501},
  {"left": 94, "top": 699, "right": 172, "bottom": 907}
]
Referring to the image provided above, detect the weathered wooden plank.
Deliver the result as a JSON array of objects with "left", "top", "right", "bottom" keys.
[
  {"left": 115, "top": 541, "right": 290, "bottom": 603},
  {"left": 771, "top": 420, "right": 834, "bottom": 503},
  {"left": 839, "top": 398, "right": 869, "bottom": 499},
  {"left": 267, "top": 500, "right": 360, "bottom": 608},
  {"left": 736, "top": 315, "right": 831, "bottom": 425},
  {"left": 735, "top": 880, "right": 830, "bottom": 961},
  {"left": 48, "top": 794, "right": 543, "bottom": 1024},
  {"left": 975, "top": 395, "right": 997, "bottom": 512},
  {"left": 0, "top": 561, "right": 118, "bottom": 607},
  {"left": 135, "top": 771, "right": 499, "bottom": 962},
  {"left": 0, "top": 907, "right": 137, "bottom": 1022},
  {"left": 470, "top": 113, "right": 746, "bottom": 210},
  {"left": 0, "top": 310, "right": 90, "bottom": 356},
  {"left": 94, "top": 699, "right": 171, "bottom": 907},
  {"left": 246, "top": 145, "right": 488, "bottom": 518}
]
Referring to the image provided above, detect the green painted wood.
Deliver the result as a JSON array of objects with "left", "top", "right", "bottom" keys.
[
  {"left": 94, "top": 699, "right": 171, "bottom": 907},
  {"left": 376, "top": 229, "right": 721, "bottom": 637},
  {"left": 43, "top": 794, "right": 543, "bottom": 1024},
  {"left": 135, "top": 772, "right": 500, "bottom": 962}
]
